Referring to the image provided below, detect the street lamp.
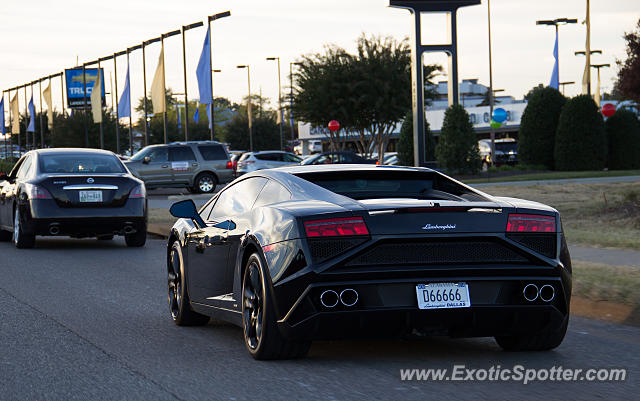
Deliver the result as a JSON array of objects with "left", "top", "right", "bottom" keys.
[
  {"left": 237, "top": 65, "right": 253, "bottom": 151},
  {"left": 536, "top": 18, "right": 578, "bottom": 90},
  {"left": 289, "top": 62, "right": 302, "bottom": 142},
  {"left": 181, "top": 21, "right": 204, "bottom": 142},
  {"left": 266, "top": 57, "right": 283, "bottom": 150},
  {"left": 591, "top": 64, "right": 610, "bottom": 106},
  {"left": 207, "top": 11, "right": 231, "bottom": 141},
  {"left": 559, "top": 81, "right": 575, "bottom": 95},
  {"left": 575, "top": 50, "right": 602, "bottom": 96}
]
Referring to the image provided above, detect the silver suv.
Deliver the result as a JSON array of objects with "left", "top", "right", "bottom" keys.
[
  {"left": 125, "top": 141, "right": 233, "bottom": 193},
  {"left": 236, "top": 151, "right": 302, "bottom": 175}
]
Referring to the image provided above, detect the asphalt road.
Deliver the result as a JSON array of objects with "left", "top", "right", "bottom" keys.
[{"left": 0, "top": 238, "right": 638, "bottom": 400}]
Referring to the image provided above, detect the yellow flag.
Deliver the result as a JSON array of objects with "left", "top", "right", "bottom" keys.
[
  {"left": 43, "top": 82, "right": 53, "bottom": 129},
  {"left": 91, "top": 70, "right": 102, "bottom": 123},
  {"left": 151, "top": 48, "right": 166, "bottom": 114},
  {"left": 594, "top": 71, "right": 601, "bottom": 107},
  {"left": 10, "top": 94, "right": 19, "bottom": 134}
]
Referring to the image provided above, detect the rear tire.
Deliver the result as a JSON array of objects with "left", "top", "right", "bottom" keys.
[
  {"left": 242, "top": 253, "right": 311, "bottom": 360},
  {"left": 193, "top": 172, "right": 217, "bottom": 194},
  {"left": 168, "top": 241, "right": 209, "bottom": 326},
  {"left": 495, "top": 316, "right": 568, "bottom": 351},
  {"left": 125, "top": 227, "right": 146, "bottom": 247},
  {"left": 13, "top": 208, "right": 35, "bottom": 249}
]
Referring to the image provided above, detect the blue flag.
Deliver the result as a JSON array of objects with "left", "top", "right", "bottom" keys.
[
  {"left": 118, "top": 63, "right": 131, "bottom": 118},
  {"left": 27, "top": 95, "right": 36, "bottom": 133},
  {"left": 549, "top": 31, "right": 559, "bottom": 89},
  {"left": 0, "top": 97, "right": 5, "bottom": 136},
  {"left": 193, "top": 105, "right": 200, "bottom": 124},
  {"left": 196, "top": 27, "right": 212, "bottom": 104},
  {"left": 206, "top": 105, "right": 212, "bottom": 129}
]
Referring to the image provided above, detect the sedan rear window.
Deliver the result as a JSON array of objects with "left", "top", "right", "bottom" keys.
[
  {"left": 294, "top": 170, "right": 488, "bottom": 201},
  {"left": 39, "top": 154, "right": 126, "bottom": 174}
]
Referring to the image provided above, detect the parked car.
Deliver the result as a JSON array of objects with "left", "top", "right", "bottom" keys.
[
  {"left": 294, "top": 140, "right": 323, "bottom": 155},
  {"left": 383, "top": 153, "right": 399, "bottom": 165},
  {"left": 236, "top": 151, "right": 303, "bottom": 175},
  {"left": 0, "top": 148, "right": 147, "bottom": 248},
  {"left": 478, "top": 138, "right": 518, "bottom": 168},
  {"left": 124, "top": 141, "right": 233, "bottom": 193},
  {"left": 229, "top": 151, "right": 246, "bottom": 177},
  {"left": 166, "top": 164, "right": 571, "bottom": 359},
  {"left": 300, "top": 151, "right": 374, "bottom": 165}
]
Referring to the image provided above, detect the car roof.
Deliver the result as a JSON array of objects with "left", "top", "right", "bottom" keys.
[
  {"left": 265, "top": 164, "right": 432, "bottom": 175},
  {"left": 32, "top": 148, "right": 117, "bottom": 156}
]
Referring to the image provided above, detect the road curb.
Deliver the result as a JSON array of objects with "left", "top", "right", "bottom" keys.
[{"left": 148, "top": 224, "right": 170, "bottom": 238}]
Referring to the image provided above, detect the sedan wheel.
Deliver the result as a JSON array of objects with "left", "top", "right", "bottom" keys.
[
  {"left": 241, "top": 253, "right": 310, "bottom": 360},
  {"left": 13, "top": 208, "right": 35, "bottom": 249},
  {"left": 168, "top": 242, "right": 209, "bottom": 326}
]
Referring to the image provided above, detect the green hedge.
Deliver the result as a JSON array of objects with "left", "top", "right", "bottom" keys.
[
  {"left": 606, "top": 108, "right": 640, "bottom": 169},
  {"left": 518, "top": 87, "right": 566, "bottom": 170},
  {"left": 555, "top": 95, "right": 607, "bottom": 171},
  {"left": 397, "top": 111, "right": 435, "bottom": 166},
  {"left": 436, "top": 104, "right": 481, "bottom": 174}
]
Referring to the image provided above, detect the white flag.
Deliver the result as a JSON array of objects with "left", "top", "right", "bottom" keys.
[
  {"left": 91, "top": 70, "right": 102, "bottom": 123},
  {"left": 43, "top": 82, "right": 53, "bottom": 129},
  {"left": 151, "top": 48, "right": 166, "bottom": 114}
]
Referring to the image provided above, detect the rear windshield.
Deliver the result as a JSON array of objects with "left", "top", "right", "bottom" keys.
[
  {"left": 198, "top": 145, "right": 228, "bottom": 161},
  {"left": 496, "top": 142, "right": 518, "bottom": 152},
  {"left": 39, "top": 154, "right": 126, "bottom": 174},
  {"left": 294, "top": 170, "right": 488, "bottom": 201}
]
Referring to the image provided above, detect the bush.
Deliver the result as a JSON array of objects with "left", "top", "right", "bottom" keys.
[
  {"left": 0, "top": 158, "right": 17, "bottom": 174},
  {"left": 436, "top": 104, "right": 481, "bottom": 174},
  {"left": 555, "top": 95, "right": 607, "bottom": 171},
  {"left": 518, "top": 87, "right": 566, "bottom": 169},
  {"left": 397, "top": 111, "right": 435, "bottom": 166},
  {"left": 605, "top": 108, "right": 640, "bottom": 169}
]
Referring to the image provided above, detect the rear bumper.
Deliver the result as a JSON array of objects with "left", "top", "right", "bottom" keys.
[
  {"left": 275, "top": 274, "right": 570, "bottom": 341},
  {"left": 23, "top": 198, "right": 147, "bottom": 237}
]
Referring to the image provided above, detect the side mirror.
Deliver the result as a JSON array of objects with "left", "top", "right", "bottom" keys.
[
  {"left": 142, "top": 156, "right": 151, "bottom": 164},
  {"left": 169, "top": 200, "right": 206, "bottom": 228}
]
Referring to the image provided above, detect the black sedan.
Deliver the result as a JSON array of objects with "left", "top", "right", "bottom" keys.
[
  {"left": 0, "top": 148, "right": 147, "bottom": 248},
  {"left": 167, "top": 165, "right": 571, "bottom": 359}
]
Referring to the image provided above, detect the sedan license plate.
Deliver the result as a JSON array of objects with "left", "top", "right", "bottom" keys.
[
  {"left": 79, "top": 190, "right": 103, "bottom": 203},
  {"left": 416, "top": 283, "right": 470, "bottom": 310}
]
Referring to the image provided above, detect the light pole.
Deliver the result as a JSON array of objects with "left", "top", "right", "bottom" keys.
[
  {"left": 142, "top": 37, "right": 161, "bottom": 147},
  {"left": 591, "top": 64, "right": 610, "bottom": 106},
  {"left": 266, "top": 57, "right": 283, "bottom": 150},
  {"left": 536, "top": 18, "right": 578, "bottom": 89},
  {"left": 211, "top": 68, "right": 222, "bottom": 139},
  {"left": 289, "top": 62, "right": 302, "bottom": 143},
  {"left": 207, "top": 11, "right": 231, "bottom": 141},
  {"left": 575, "top": 49, "right": 601, "bottom": 96},
  {"left": 487, "top": 0, "right": 496, "bottom": 165},
  {"left": 559, "top": 81, "right": 575, "bottom": 95},
  {"left": 237, "top": 65, "right": 253, "bottom": 151},
  {"left": 180, "top": 21, "right": 204, "bottom": 142}
]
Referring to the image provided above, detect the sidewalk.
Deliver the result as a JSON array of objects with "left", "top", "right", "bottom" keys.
[{"left": 569, "top": 245, "right": 639, "bottom": 267}]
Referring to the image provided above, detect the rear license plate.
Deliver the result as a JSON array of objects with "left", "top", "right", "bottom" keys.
[
  {"left": 416, "top": 283, "right": 470, "bottom": 310},
  {"left": 79, "top": 190, "right": 103, "bottom": 203}
]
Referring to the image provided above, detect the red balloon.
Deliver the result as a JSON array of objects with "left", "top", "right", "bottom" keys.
[
  {"left": 328, "top": 120, "right": 340, "bottom": 132},
  {"left": 602, "top": 103, "right": 616, "bottom": 118}
]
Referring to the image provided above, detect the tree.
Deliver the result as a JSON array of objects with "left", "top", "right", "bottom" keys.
[
  {"left": 614, "top": 18, "right": 640, "bottom": 104},
  {"left": 478, "top": 88, "right": 500, "bottom": 107},
  {"left": 293, "top": 34, "right": 441, "bottom": 163},
  {"left": 221, "top": 95, "right": 280, "bottom": 151},
  {"left": 605, "top": 108, "right": 640, "bottom": 169},
  {"left": 518, "top": 86, "right": 566, "bottom": 169},
  {"left": 555, "top": 95, "right": 607, "bottom": 171},
  {"left": 397, "top": 110, "right": 435, "bottom": 166},
  {"left": 435, "top": 104, "right": 480, "bottom": 174},
  {"left": 50, "top": 109, "right": 129, "bottom": 152}
]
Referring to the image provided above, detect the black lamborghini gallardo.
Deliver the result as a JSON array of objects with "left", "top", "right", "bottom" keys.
[{"left": 167, "top": 165, "right": 571, "bottom": 359}]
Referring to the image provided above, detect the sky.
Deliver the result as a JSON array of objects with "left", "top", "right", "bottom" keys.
[{"left": 1, "top": 0, "right": 638, "bottom": 121}]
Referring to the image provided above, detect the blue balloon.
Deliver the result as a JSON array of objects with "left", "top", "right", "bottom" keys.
[{"left": 492, "top": 108, "right": 507, "bottom": 123}]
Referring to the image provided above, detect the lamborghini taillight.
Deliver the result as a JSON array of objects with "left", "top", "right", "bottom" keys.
[
  {"left": 304, "top": 217, "right": 369, "bottom": 237},
  {"left": 506, "top": 214, "right": 556, "bottom": 233}
]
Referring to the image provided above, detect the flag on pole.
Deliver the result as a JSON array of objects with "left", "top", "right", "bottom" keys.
[
  {"left": 0, "top": 97, "right": 5, "bottom": 137},
  {"left": 118, "top": 63, "right": 131, "bottom": 118},
  {"left": 91, "top": 70, "right": 102, "bottom": 123},
  {"left": 196, "top": 26, "right": 212, "bottom": 105},
  {"left": 151, "top": 48, "right": 166, "bottom": 114},
  {"left": 549, "top": 32, "right": 559, "bottom": 89},
  {"left": 43, "top": 82, "right": 53, "bottom": 129},
  {"left": 10, "top": 94, "right": 19, "bottom": 134},
  {"left": 193, "top": 104, "right": 200, "bottom": 124},
  {"left": 206, "top": 106, "right": 212, "bottom": 129},
  {"left": 594, "top": 71, "right": 601, "bottom": 107},
  {"left": 27, "top": 96, "right": 36, "bottom": 133}
]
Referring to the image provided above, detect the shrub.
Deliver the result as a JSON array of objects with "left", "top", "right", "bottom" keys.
[
  {"left": 397, "top": 111, "right": 435, "bottom": 166},
  {"left": 605, "top": 108, "right": 640, "bottom": 169},
  {"left": 554, "top": 95, "right": 607, "bottom": 171},
  {"left": 518, "top": 87, "right": 566, "bottom": 169},
  {"left": 435, "top": 104, "right": 481, "bottom": 174}
]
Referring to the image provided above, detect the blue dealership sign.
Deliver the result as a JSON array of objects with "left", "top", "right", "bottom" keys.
[{"left": 65, "top": 68, "right": 105, "bottom": 108}]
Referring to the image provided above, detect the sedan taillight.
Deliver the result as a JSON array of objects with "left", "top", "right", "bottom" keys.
[
  {"left": 26, "top": 185, "right": 52, "bottom": 200},
  {"left": 129, "top": 184, "right": 146, "bottom": 198},
  {"left": 506, "top": 214, "right": 556, "bottom": 233},
  {"left": 304, "top": 217, "right": 369, "bottom": 237}
]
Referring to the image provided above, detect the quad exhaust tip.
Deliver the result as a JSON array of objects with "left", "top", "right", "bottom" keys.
[
  {"left": 340, "top": 288, "right": 359, "bottom": 307},
  {"left": 523, "top": 284, "right": 539, "bottom": 302},
  {"left": 320, "top": 290, "right": 339, "bottom": 308},
  {"left": 539, "top": 284, "right": 555, "bottom": 302},
  {"left": 49, "top": 224, "right": 60, "bottom": 235},
  {"left": 124, "top": 225, "right": 135, "bottom": 234}
]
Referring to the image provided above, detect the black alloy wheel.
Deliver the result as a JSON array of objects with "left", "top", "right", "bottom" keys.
[
  {"left": 167, "top": 242, "right": 209, "bottom": 326},
  {"left": 243, "top": 258, "right": 264, "bottom": 351}
]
